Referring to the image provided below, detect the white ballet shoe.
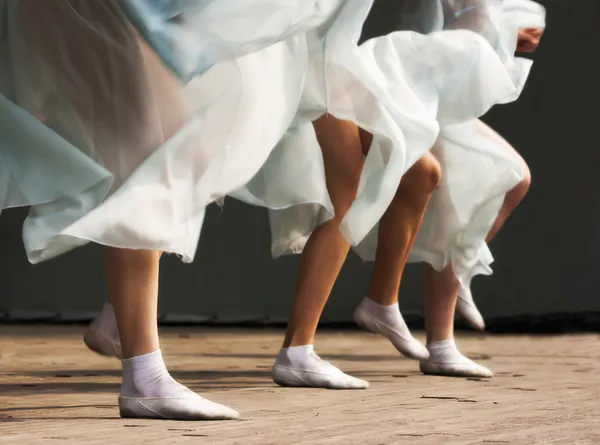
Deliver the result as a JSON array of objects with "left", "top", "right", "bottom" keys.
[
  {"left": 272, "top": 351, "right": 369, "bottom": 390},
  {"left": 119, "top": 394, "right": 239, "bottom": 420},
  {"left": 456, "top": 285, "right": 486, "bottom": 331},
  {"left": 419, "top": 357, "right": 493, "bottom": 378},
  {"left": 83, "top": 324, "right": 122, "bottom": 359},
  {"left": 419, "top": 340, "right": 493, "bottom": 378},
  {"left": 353, "top": 304, "right": 430, "bottom": 361}
]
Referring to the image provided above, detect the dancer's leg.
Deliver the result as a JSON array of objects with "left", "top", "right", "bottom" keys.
[
  {"left": 282, "top": 116, "right": 364, "bottom": 348},
  {"left": 273, "top": 115, "right": 368, "bottom": 389},
  {"left": 486, "top": 173, "right": 530, "bottom": 242},
  {"left": 424, "top": 264, "right": 458, "bottom": 343},
  {"left": 419, "top": 262, "right": 493, "bottom": 377},
  {"left": 368, "top": 152, "right": 442, "bottom": 305},
  {"left": 105, "top": 248, "right": 238, "bottom": 420},
  {"left": 84, "top": 251, "right": 164, "bottom": 359},
  {"left": 19, "top": 3, "right": 237, "bottom": 418},
  {"left": 104, "top": 249, "right": 160, "bottom": 359},
  {"left": 482, "top": 126, "right": 531, "bottom": 243},
  {"left": 456, "top": 123, "right": 531, "bottom": 329},
  {"left": 421, "top": 123, "right": 529, "bottom": 377},
  {"left": 84, "top": 301, "right": 122, "bottom": 358},
  {"left": 354, "top": 151, "right": 441, "bottom": 360}
]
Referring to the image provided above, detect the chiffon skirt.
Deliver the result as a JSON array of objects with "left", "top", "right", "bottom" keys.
[
  {"left": 0, "top": 0, "right": 543, "bottom": 278},
  {"left": 354, "top": 119, "right": 526, "bottom": 291},
  {"left": 0, "top": 0, "right": 344, "bottom": 263},
  {"left": 237, "top": 0, "right": 545, "bottom": 287}
]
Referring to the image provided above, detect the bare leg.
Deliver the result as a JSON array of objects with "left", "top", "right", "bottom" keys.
[
  {"left": 456, "top": 123, "right": 532, "bottom": 330},
  {"left": 18, "top": 3, "right": 237, "bottom": 419},
  {"left": 282, "top": 115, "right": 364, "bottom": 349},
  {"left": 486, "top": 164, "right": 531, "bottom": 243},
  {"left": 353, "top": 151, "right": 441, "bottom": 360},
  {"left": 420, "top": 260, "right": 493, "bottom": 377},
  {"left": 85, "top": 250, "right": 165, "bottom": 359},
  {"left": 421, "top": 232, "right": 494, "bottom": 378},
  {"left": 104, "top": 248, "right": 238, "bottom": 420},
  {"left": 281, "top": 126, "right": 440, "bottom": 348},
  {"left": 104, "top": 248, "right": 161, "bottom": 359},
  {"left": 421, "top": 124, "right": 530, "bottom": 378},
  {"left": 273, "top": 115, "right": 368, "bottom": 389},
  {"left": 424, "top": 263, "right": 458, "bottom": 344},
  {"left": 455, "top": 157, "right": 530, "bottom": 330},
  {"left": 429, "top": 124, "right": 531, "bottom": 338},
  {"left": 367, "top": 152, "right": 442, "bottom": 305}
]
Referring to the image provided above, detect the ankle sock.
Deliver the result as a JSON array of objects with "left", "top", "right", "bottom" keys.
[{"left": 121, "top": 350, "right": 194, "bottom": 398}]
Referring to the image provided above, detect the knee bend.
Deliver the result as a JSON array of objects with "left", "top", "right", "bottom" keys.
[
  {"left": 405, "top": 154, "right": 442, "bottom": 193},
  {"left": 514, "top": 163, "right": 531, "bottom": 198},
  {"left": 520, "top": 163, "right": 531, "bottom": 192},
  {"left": 505, "top": 163, "right": 530, "bottom": 208}
]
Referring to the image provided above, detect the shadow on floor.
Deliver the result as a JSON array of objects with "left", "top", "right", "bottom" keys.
[{"left": 177, "top": 353, "right": 405, "bottom": 362}]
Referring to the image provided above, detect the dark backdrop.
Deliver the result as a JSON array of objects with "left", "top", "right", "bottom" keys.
[{"left": 1, "top": 0, "right": 599, "bottom": 329}]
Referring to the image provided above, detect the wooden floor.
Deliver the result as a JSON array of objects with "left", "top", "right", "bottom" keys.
[{"left": 0, "top": 326, "right": 598, "bottom": 444}]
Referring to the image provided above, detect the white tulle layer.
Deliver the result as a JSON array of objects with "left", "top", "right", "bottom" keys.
[
  {"left": 238, "top": 0, "right": 544, "bottom": 287},
  {"left": 0, "top": 0, "right": 543, "bottom": 273},
  {"left": 0, "top": 0, "right": 340, "bottom": 262},
  {"left": 354, "top": 119, "right": 525, "bottom": 289}
]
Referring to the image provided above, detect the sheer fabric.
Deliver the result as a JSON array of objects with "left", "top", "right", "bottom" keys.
[
  {"left": 0, "top": 0, "right": 341, "bottom": 262},
  {"left": 246, "top": 0, "right": 544, "bottom": 288},
  {"left": 0, "top": 0, "right": 543, "bottom": 273}
]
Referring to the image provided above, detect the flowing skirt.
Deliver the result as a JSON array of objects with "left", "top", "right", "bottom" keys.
[
  {"left": 0, "top": 0, "right": 344, "bottom": 263},
  {"left": 354, "top": 119, "right": 525, "bottom": 291},
  {"left": 0, "top": 0, "right": 543, "bottom": 276},
  {"left": 238, "top": 0, "right": 544, "bottom": 288}
]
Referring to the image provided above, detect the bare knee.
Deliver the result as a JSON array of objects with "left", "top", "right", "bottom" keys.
[
  {"left": 402, "top": 152, "right": 442, "bottom": 194},
  {"left": 314, "top": 114, "right": 364, "bottom": 215},
  {"left": 506, "top": 161, "right": 530, "bottom": 208},
  {"left": 519, "top": 162, "right": 531, "bottom": 193}
]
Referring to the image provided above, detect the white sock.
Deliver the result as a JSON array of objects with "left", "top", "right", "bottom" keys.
[
  {"left": 421, "top": 338, "right": 493, "bottom": 378},
  {"left": 362, "top": 299, "right": 413, "bottom": 338},
  {"left": 354, "top": 298, "right": 429, "bottom": 360},
  {"left": 121, "top": 350, "right": 195, "bottom": 398},
  {"left": 276, "top": 344, "right": 315, "bottom": 368},
  {"left": 273, "top": 345, "right": 369, "bottom": 389},
  {"left": 427, "top": 339, "right": 466, "bottom": 362},
  {"left": 118, "top": 350, "right": 239, "bottom": 420}
]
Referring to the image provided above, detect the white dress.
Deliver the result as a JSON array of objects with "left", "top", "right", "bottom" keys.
[
  {"left": 235, "top": 0, "right": 545, "bottom": 291},
  {"left": 0, "top": 0, "right": 345, "bottom": 262},
  {"left": 0, "top": 0, "right": 542, "bottom": 275},
  {"left": 357, "top": 0, "right": 546, "bottom": 290}
]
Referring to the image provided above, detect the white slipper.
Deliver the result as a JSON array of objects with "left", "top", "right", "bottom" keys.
[
  {"left": 456, "top": 285, "right": 486, "bottom": 331},
  {"left": 83, "top": 325, "right": 122, "bottom": 359},
  {"left": 119, "top": 394, "right": 239, "bottom": 420},
  {"left": 420, "top": 357, "right": 493, "bottom": 378},
  {"left": 272, "top": 351, "right": 369, "bottom": 390},
  {"left": 353, "top": 304, "right": 429, "bottom": 360}
]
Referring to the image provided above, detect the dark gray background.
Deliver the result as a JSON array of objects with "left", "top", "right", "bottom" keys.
[{"left": 1, "top": 0, "right": 599, "bottom": 327}]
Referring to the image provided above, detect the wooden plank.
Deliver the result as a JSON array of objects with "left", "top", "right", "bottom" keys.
[{"left": 1, "top": 326, "right": 599, "bottom": 444}]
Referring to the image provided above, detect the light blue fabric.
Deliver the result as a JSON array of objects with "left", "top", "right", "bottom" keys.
[
  {"left": 119, "top": 0, "right": 339, "bottom": 82},
  {"left": 0, "top": 0, "right": 112, "bottom": 226},
  {"left": 0, "top": 0, "right": 543, "bottom": 270},
  {"left": 0, "top": 0, "right": 345, "bottom": 263},
  {"left": 120, "top": 0, "right": 217, "bottom": 80}
]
